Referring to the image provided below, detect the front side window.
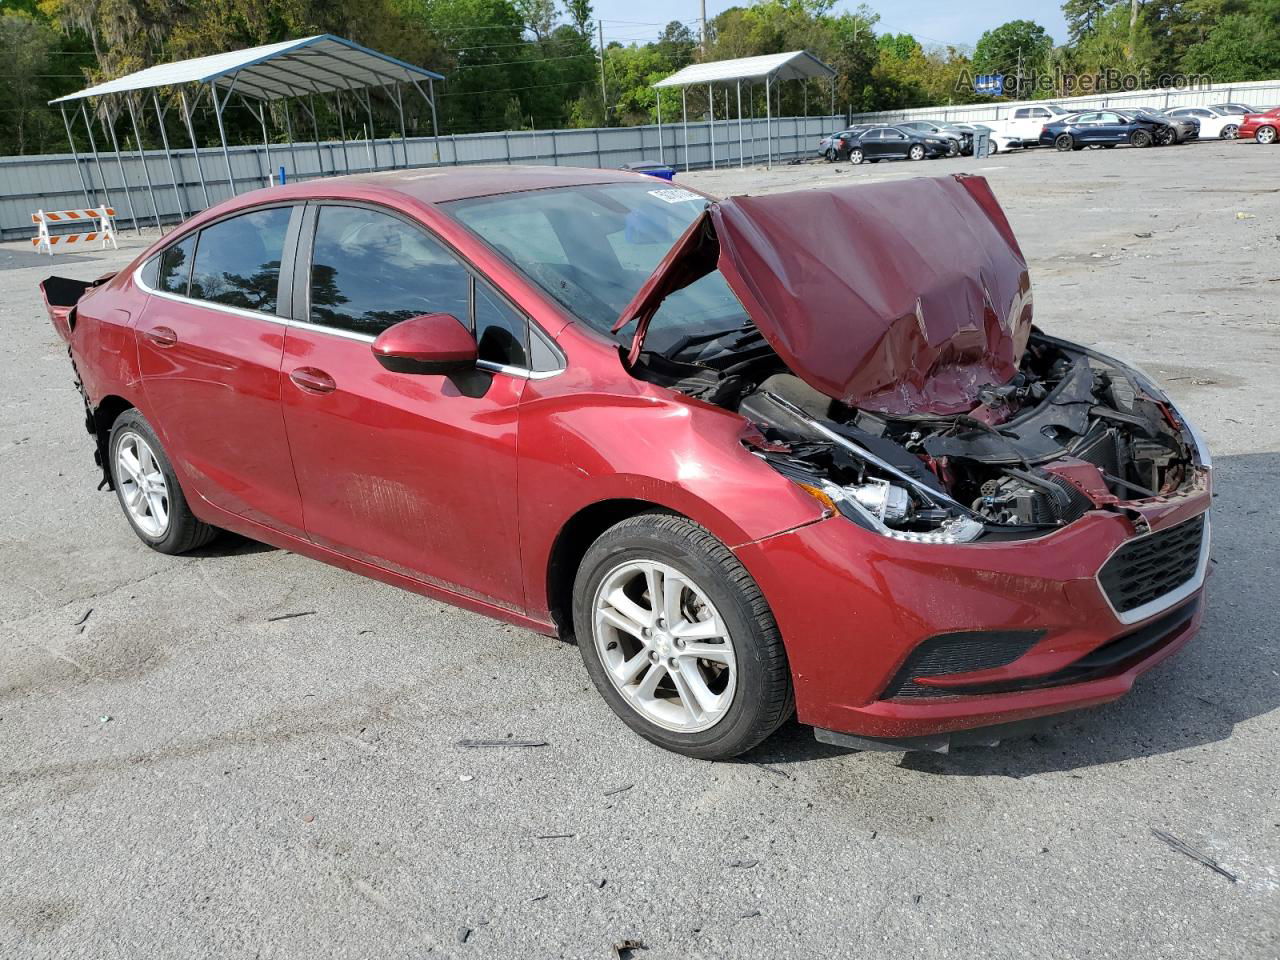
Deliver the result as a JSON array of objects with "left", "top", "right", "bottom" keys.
[
  {"left": 308, "top": 205, "right": 470, "bottom": 336},
  {"left": 189, "top": 207, "right": 291, "bottom": 313},
  {"left": 474, "top": 280, "right": 528, "bottom": 367}
]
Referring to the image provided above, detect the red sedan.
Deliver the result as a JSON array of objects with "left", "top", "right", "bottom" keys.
[
  {"left": 42, "top": 167, "right": 1211, "bottom": 759},
  {"left": 1239, "top": 106, "right": 1280, "bottom": 143}
]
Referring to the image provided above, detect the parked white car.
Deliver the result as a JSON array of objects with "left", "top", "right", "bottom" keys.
[
  {"left": 1164, "top": 105, "right": 1242, "bottom": 140},
  {"left": 985, "top": 103, "right": 1074, "bottom": 147}
]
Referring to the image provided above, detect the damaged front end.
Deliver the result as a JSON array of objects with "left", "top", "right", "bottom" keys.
[{"left": 616, "top": 175, "right": 1208, "bottom": 545}]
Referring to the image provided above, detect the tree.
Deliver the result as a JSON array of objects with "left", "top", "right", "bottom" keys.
[
  {"left": 1181, "top": 0, "right": 1280, "bottom": 80},
  {"left": 1063, "top": 0, "right": 1114, "bottom": 44},
  {"left": 655, "top": 20, "right": 695, "bottom": 67},
  {"left": 0, "top": 12, "right": 58, "bottom": 154},
  {"left": 512, "top": 0, "right": 555, "bottom": 41},
  {"left": 563, "top": 0, "right": 592, "bottom": 37},
  {"left": 973, "top": 20, "right": 1053, "bottom": 95}
]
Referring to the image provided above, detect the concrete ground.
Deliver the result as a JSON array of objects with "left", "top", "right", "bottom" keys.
[{"left": 2, "top": 138, "right": 1278, "bottom": 959}]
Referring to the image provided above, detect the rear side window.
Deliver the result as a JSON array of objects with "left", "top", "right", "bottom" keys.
[
  {"left": 308, "top": 205, "right": 470, "bottom": 335},
  {"left": 189, "top": 207, "right": 291, "bottom": 313},
  {"left": 158, "top": 235, "right": 195, "bottom": 295}
]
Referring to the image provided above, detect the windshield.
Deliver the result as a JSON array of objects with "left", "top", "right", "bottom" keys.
[{"left": 445, "top": 182, "right": 753, "bottom": 358}]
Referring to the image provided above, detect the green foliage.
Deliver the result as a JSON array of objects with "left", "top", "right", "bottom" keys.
[{"left": 4, "top": 0, "right": 1276, "bottom": 157}]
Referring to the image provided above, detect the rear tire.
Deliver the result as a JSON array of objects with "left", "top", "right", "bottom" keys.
[
  {"left": 572, "top": 514, "right": 793, "bottom": 760},
  {"left": 1055, "top": 133, "right": 1074, "bottom": 152},
  {"left": 849, "top": 148, "right": 864, "bottom": 165},
  {"left": 108, "top": 410, "right": 217, "bottom": 555},
  {"left": 1221, "top": 123, "right": 1238, "bottom": 140},
  {"left": 1257, "top": 125, "right": 1277, "bottom": 144}
]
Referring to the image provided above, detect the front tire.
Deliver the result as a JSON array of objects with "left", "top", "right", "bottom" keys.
[
  {"left": 572, "top": 514, "right": 792, "bottom": 760},
  {"left": 908, "top": 144, "right": 925, "bottom": 161},
  {"left": 109, "top": 410, "right": 217, "bottom": 554},
  {"left": 1257, "top": 125, "right": 1277, "bottom": 144},
  {"left": 1131, "top": 129, "right": 1153, "bottom": 148}
]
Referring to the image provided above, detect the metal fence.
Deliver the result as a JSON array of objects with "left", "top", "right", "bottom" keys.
[
  {"left": 849, "top": 77, "right": 1280, "bottom": 125},
  {"left": 0, "top": 114, "right": 841, "bottom": 241}
]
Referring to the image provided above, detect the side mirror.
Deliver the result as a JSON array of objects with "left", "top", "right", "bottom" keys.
[{"left": 372, "top": 313, "right": 477, "bottom": 375}]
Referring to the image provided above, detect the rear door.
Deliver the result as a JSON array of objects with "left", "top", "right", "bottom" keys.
[
  {"left": 135, "top": 204, "right": 305, "bottom": 535},
  {"left": 279, "top": 202, "right": 539, "bottom": 609}
]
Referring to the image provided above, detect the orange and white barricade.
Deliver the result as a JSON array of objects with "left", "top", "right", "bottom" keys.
[{"left": 31, "top": 206, "right": 118, "bottom": 255}]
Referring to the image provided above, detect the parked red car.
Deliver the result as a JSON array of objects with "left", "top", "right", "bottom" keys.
[
  {"left": 1238, "top": 106, "right": 1280, "bottom": 143},
  {"left": 42, "top": 168, "right": 1211, "bottom": 759}
]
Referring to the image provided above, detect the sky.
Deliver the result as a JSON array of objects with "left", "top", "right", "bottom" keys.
[{"left": 593, "top": 0, "right": 1072, "bottom": 52}]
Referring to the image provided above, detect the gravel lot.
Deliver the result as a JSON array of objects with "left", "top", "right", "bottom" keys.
[{"left": 2, "top": 138, "right": 1278, "bottom": 959}]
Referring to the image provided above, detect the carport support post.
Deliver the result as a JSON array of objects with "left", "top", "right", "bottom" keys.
[
  {"left": 736, "top": 81, "right": 744, "bottom": 169},
  {"left": 393, "top": 83, "right": 410, "bottom": 168},
  {"left": 765, "top": 75, "right": 773, "bottom": 168},
  {"left": 427, "top": 79, "right": 441, "bottom": 164},
  {"left": 211, "top": 80, "right": 237, "bottom": 200},
  {"left": 359, "top": 89, "right": 379, "bottom": 170},
  {"left": 125, "top": 95, "right": 164, "bottom": 234},
  {"left": 252, "top": 100, "right": 274, "bottom": 183},
  {"left": 708, "top": 83, "right": 715, "bottom": 170},
  {"left": 681, "top": 87, "right": 689, "bottom": 172},
  {"left": 80, "top": 102, "right": 113, "bottom": 213},
  {"left": 179, "top": 89, "right": 211, "bottom": 209},
  {"left": 655, "top": 88, "right": 664, "bottom": 165},
  {"left": 102, "top": 104, "right": 142, "bottom": 235},
  {"left": 308, "top": 95, "right": 325, "bottom": 175},
  {"left": 152, "top": 93, "right": 187, "bottom": 221},
  {"left": 334, "top": 93, "right": 351, "bottom": 174},
  {"left": 59, "top": 105, "right": 93, "bottom": 207}
]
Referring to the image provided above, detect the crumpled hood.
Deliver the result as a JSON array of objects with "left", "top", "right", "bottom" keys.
[{"left": 617, "top": 174, "right": 1034, "bottom": 416}]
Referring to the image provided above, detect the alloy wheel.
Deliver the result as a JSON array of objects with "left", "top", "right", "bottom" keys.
[
  {"left": 591, "top": 559, "right": 737, "bottom": 734},
  {"left": 849, "top": 148, "right": 863, "bottom": 165},
  {"left": 909, "top": 145, "right": 924, "bottom": 160},
  {"left": 115, "top": 432, "right": 169, "bottom": 537},
  {"left": 1258, "top": 126, "right": 1277, "bottom": 144},
  {"left": 1221, "top": 124, "right": 1238, "bottom": 139}
]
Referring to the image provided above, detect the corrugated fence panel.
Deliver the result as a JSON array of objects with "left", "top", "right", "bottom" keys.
[{"left": 0, "top": 115, "right": 842, "bottom": 240}]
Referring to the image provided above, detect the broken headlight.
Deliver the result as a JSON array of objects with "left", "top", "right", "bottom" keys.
[{"left": 801, "top": 477, "right": 985, "bottom": 544}]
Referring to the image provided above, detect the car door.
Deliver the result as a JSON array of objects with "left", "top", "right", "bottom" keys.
[
  {"left": 1097, "top": 112, "right": 1128, "bottom": 142},
  {"left": 279, "top": 201, "right": 541, "bottom": 609},
  {"left": 135, "top": 204, "right": 306, "bottom": 536},
  {"left": 881, "top": 128, "right": 909, "bottom": 158}
]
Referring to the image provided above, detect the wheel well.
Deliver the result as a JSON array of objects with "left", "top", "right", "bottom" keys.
[
  {"left": 91, "top": 395, "right": 133, "bottom": 488},
  {"left": 546, "top": 499, "right": 676, "bottom": 640}
]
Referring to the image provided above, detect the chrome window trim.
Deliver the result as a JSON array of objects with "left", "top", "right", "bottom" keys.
[
  {"left": 1095, "top": 513, "right": 1211, "bottom": 626},
  {"left": 134, "top": 263, "right": 566, "bottom": 380}
]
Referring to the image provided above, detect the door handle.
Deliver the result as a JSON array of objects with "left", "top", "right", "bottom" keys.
[
  {"left": 289, "top": 367, "right": 337, "bottom": 395},
  {"left": 143, "top": 325, "right": 177, "bottom": 347}
]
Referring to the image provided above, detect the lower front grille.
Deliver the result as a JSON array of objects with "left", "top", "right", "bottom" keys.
[
  {"left": 1098, "top": 514, "right": 1206, "bottom": 616},
  {"left": 881, "top": 630, "right": 1044, "bottom": 699}
]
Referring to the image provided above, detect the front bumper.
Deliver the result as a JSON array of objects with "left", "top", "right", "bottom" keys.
[{"left": 735, "top": 481, "right": 1210, "bottom": 741}]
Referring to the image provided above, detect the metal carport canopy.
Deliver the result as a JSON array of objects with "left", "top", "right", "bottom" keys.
[
  {"left": 47, "top": 34, "right": 446, "bottom": 238},
  {"left": 50, "top": 34, "right": 444, "bottom": 103},
  {"left": 653, "top": 50, "right": 834, "bottom": 89},
  {"left": 651, "top": 51, "right": 835, "bottom": 171}
]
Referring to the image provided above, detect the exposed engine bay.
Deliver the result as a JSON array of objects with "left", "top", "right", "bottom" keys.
[{"left": 637, "top": 330, "right": 1202, "bottom": 543}]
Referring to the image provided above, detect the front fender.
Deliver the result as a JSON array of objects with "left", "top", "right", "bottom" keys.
[{"left": 516, "top": 379, "right": 825, "bottom": 621}]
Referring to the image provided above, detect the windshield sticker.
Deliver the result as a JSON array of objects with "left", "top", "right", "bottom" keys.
[{"left": 648, "top": 188, "right": 703, "bottom": 204}]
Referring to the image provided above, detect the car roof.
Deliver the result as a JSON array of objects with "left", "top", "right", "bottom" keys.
[{"left": 250, "top": 165, "right": 647, "bottom": 208}]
